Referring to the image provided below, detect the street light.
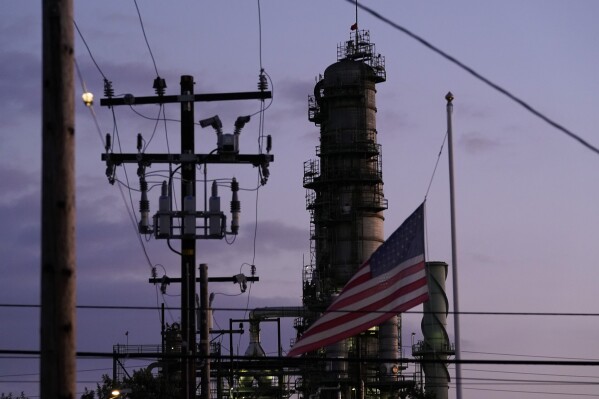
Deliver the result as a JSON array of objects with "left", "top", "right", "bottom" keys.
[
  {"left": 81, "top": 91, "right": 94, "bottom": 107},
  {"left": 110, "top": 388, "right": 131, "bottom": 398}
]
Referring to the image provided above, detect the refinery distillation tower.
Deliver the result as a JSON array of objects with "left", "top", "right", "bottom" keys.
[{"left": 296, "top": 28, "right": 454, "bottom": 399}]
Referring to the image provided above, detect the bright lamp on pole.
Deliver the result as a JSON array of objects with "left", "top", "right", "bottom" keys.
[{"left": 82, "top": 91, "right": 94, "bottom": 107}]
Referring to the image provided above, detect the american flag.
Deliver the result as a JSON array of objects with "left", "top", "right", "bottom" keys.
[{"left": 288, "top": 203, "right": 427, "bottom": 357}]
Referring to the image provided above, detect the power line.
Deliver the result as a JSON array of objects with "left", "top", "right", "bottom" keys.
[
  {"left": 133, "top": 0, "right": 160, "bottom": 77},
  {"left": 2, "top": 303, "right": 599, "bottom": 317},
  {"left": 463, "top": 350, "right": 599, "bottom": 361},
  {"left": 457, "top": 376, "right": 599, "bottom": 386},
  {"left": 463, "top": 367, "right": 599, "bottom": 380},
  {"left": 463, "top": 386, "right": 599, "bottom": 397},
  {"left": 2, "top": 351, "right": 599, "bottom": 366},
  {"left": 73, "top": 19, "right": 107, "bottom": 80},
  {"left": 347, "top": 0, "right": 599, "bottom": 156}
]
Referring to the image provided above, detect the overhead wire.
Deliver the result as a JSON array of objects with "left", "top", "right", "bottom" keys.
[
  {"left": 3, "top": 303, "right": 599, "bottom": 318},
  {"left": 74, "top": 57, "right": 107, "bottom": 147},
  {"left": 2, "top": 347, "right": 599, "bottom": 394},
  {"left": 462, "top": 350, "right": 599, "bottom": 361},
  {"left": 115, "top": 0, "right": 184, "bottom": 323},
  {"left": 74, "top": 17, "right": 155, "bottom": 275},
  {"left": 347, "top": 0, "right": 599, "bottom": 156},
  {"left": 2, "top": 350, "right": 599, "bottom": 366},
  {"left": 73, "top": 19, "right": 107, "bottom": 81},
  {"left": 133, "top": 0, "right": 160, "bottom": 77},
  {"left": 462, "top": 387, "right": 599, "bottom": 397},
  {"left": 227, "top": 0, "right": 274, "bottom": 356},
  {"left": 74, "top": 3, "right": 272, "bottom": 342},
  {"left": 462, "top": 367, "right": 599, "bottom": 380},
  {"left": 75, "top": 12, "right": 176, "bottom": 329},
  {"left": 126, "top": 105, "right": 186, "bottom": 124}
]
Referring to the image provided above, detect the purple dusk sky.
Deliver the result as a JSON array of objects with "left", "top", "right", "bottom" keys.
[{"left": 1, "top": 1, "right": 599, "bottom": 398}]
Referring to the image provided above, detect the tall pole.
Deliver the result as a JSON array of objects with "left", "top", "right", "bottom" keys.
[
  {"left": 199, "top": 264, "right": 210, "bottom": 399},
  {"left": 445, "top": 92, "right": 462, "bottom": 399},
  {"left": 40, "top": 0, "right": 76, "bottom": 398},
  {"left": 181, "top": 75, "right": 197, "bottom": 399}
]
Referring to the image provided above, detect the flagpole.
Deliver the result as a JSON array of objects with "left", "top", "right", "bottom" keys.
[
  {"left": 354, "top": 0, "right": 359, "bottom": 48},
  {"left": 446, "top": 91, "right": 463, "bottom": 399}
]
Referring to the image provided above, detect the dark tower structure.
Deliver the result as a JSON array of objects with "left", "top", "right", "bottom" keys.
[{"left": 298, "top": 30, "right": 408, "bottom": 399}]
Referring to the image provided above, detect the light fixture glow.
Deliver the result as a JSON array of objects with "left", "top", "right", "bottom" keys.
[
  {"left": 82, "top": 91, "right": 94, "bottom": 107},
  {"left": 110, "top": 388, "right": 131, "bottom": 397}
]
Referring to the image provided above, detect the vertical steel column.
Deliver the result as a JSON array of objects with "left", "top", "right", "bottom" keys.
[{"left": 181, "top": 75, "right": 197, "bottom": 399}]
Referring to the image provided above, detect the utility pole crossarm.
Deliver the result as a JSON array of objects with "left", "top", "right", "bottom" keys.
[
  {"left": 149, "top": 276, "right": 259, "bottom": 284},
  {"left": 102, "top": 153, "right": 273, "bottom": 167},
  {"left": 100, "top": 90, "right": 271, "bottom": 107}
]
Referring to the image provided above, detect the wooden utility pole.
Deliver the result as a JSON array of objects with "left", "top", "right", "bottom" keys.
[{"left": 41, "top": 0, "right": 76, "bottom": 398}]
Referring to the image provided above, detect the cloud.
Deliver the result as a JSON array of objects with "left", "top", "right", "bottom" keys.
[
  {"left": 0, "top": 166, "right": 40, "bottom": 283},
  {"left": 250, "top": 220, "right": 307, "bottom": 252},
  {"left": 459, "top": 131, "right": 502, "bottom": 154},
  {"left": 0, "top": 51, "right": 41, "bottom": 123},
  {"left": 276, "top": 78, "right": 313, "bottom": 109}
]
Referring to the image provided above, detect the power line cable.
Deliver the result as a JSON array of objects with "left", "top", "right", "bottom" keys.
[
  {"left": 73, "top": 19, "right": 107, "bottom": 81},
  {"left": 127, "top": 104, "right": 186, "bottom": 124},
  {"left": 133, "top": 0, "right": 160, "bottom": 77},
  {"left": 141, "top": 104, "right": 163, "bottom": 151},
  {"left": 456, "top": 376, "right": 599, "bottom": 386},
  {"left": 74, "top": 57, "right": 107, "bottom": 147},
  {"left": 2, "top": 351, "right": 599, "bottom": 366},
  {"left": 463, "top": 367, "right": 599, "bottom": 380},
  {"left": 257, "top": 0, "right": 264, "bottom": 71},
  {"left": 347, "top": 0, "right": 599, "bottom": 156},
  {"left": 73, "top": 20, "right": 171, "bottom": 330},
  {"left": 463, "top": 350, "right": 598, "bottom": 361},
  {"left": 3, "top": 303, "right": 599, "bottom": 318},
  {"left": 462, "top": 386, "right": 599, "bottom": 397}
]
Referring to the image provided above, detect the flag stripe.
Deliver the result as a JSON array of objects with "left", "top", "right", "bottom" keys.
[
  {"left": 341, "top": 263, "right": 371, "bottom": 290},
  {"left": 287, "top": 292, "right": 428, "bottom": 356},
  {"left": 330, "top": 255, "right": 425, "bottom": 311},
  {"left": 313, "top": 263, "right": 426, "bottom": 330},
  {"left": 311, "top": 272, "right": 427, "bottom": 333},
  {"left": 295, "top": 264, "right": 427, "bottom": 337}
]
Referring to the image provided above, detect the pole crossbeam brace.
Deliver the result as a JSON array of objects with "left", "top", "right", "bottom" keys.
[
  {"left": 210, "top": 329, "right": 244, "bottom": 335},
  {"left": 149, "top": 276, "right": 259, "bottom": 284},
  {"left": 100, "top": 91, "right": 271, "bottom": 107},
  {"left": 102, "top": 153, "right": 273, "bottom": 167}
]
